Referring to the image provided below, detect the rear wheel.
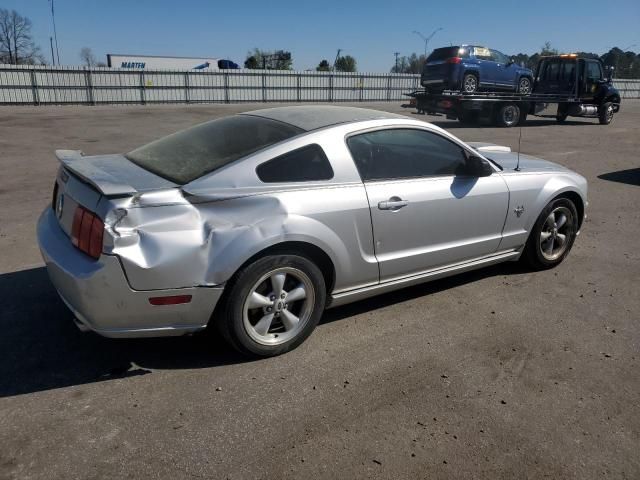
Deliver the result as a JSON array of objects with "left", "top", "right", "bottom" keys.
[
  {"left": 217, "top": 254, "right": 326, "bottom": 357},
  {"left": 517, "top": 77, "right": 532, "bottom": 94},
  {"left": 494, "top": 103, "right": 521, "bottom": 127},
  {"left": 598, "top": 102, "right": 614, "bottom": 125},
  {"left": 462, "top": 73, "right": 478, "bottom": 93},
  {"left": 522, "top": 198, "right": 578, "bottom": 270}
]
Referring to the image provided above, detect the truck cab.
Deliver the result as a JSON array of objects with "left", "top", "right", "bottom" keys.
[{"left": 533, "top": 55, "right": 620, "bottom": 123}]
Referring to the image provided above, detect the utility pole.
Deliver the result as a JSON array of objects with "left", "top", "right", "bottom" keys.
[
  {"left": 333, "top": 49, "right": 342, "bottom": 71},
  {"left": 412, "top": 27, "right": 442, "bottom": 57},
  {"left": 394, "top": 52, "right": 400, "bottom": 73},
  {"left": 50, "top": 37, "right": 55, "bottom": 66},
  {"left": 49, "top": 0, "right": 60, "bottom": 65}
]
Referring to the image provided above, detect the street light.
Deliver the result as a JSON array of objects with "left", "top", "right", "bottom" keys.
[{"left": 412, "top": 28, "right": 443, "bottom": 57}]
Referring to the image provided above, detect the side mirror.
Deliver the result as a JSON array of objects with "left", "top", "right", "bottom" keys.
[
  {"left": 507, "top": 58, "right": 515, "bottom": 66},
  {"left": 606, "top": 65, "right": 614, "bottom": 83},
  {"left": 459, "top": 154, "right": 493, "bottom": 177}
]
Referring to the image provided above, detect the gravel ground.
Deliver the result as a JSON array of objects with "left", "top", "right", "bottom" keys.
[{"left": 0, "top": 101, "right": 638, "bottom": 479}]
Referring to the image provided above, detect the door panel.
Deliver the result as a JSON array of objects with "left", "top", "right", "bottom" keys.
[{"left": 364, "top": 175, "right": 509, "bottom": 282}]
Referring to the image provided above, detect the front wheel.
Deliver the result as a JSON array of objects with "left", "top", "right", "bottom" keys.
[
  {"left": 598, "top": 102, "right": 614, "bottom": 125},
  {"left": 217, "top": 255, "right": 326, "bottom": 357},
  {"left": 522, "top": 198, "right": 578, "bottom": 270}
]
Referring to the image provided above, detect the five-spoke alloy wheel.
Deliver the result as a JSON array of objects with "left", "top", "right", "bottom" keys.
[
  {"left": 218, "top": 254, "right": 326, "bottom": 357},
  {"left": 523, "top": 197, "right": 579, "bottom": 269}
]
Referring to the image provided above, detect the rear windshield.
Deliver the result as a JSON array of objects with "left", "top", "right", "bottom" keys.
[
  {"left": 126, "top": 115, "right": 304, "bottom": 184},
  {"left": 427, "top": 47, "right": 460, "bottom": 62}
]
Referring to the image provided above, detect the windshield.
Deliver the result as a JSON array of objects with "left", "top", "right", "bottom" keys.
[{"left": 126, "top": 115, "right": 304, "bottom": 184}]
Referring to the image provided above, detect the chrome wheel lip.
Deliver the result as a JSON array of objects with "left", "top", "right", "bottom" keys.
[
  {"left": 606, "top": 105, "right": 614, "bottom": 121},
  {"left": 539, "top": 206, "right": 574, "bottom": 261},
  {"left": 502, "top": 105, "right": 519, "bottom": 126},
  {"left": 242, "top": 267, "right": 315, "bottom": 346}
]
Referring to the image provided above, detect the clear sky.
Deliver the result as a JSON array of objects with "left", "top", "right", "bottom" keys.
[{"left": 4, "top": 0, "right": 639, "bottom": 71}]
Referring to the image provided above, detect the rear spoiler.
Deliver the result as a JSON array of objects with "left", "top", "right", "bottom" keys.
[{"left": 55, "top": 150, "right": 176, "bottom": 196}]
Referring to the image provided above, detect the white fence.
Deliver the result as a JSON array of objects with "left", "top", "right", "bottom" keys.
[
  {"left": 0, "top": 65, "right": 420, "bottom": 105},
  {"left": 0, "top": 64, "right": 638, "bottom": 105}
]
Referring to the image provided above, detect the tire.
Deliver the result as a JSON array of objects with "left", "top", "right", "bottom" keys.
[
  {"left": 517, "top": 77, "right": 532, "bottom": 94},
  {"left": 522, "top": 197, "right": 579, "bottom": 270},
  {"left": 494, "top": 103, "right": 520, "bottom": 127},
  {"left": 556, "top": 113, "right": 568, "bottom": 123},
  {"left": 217, "top": 254, "right": 326, "bottom": 357},
  {"left": 462, "top": 73, "right": 478, "bottom": 93},
  {"left": 598, "top": 102, "right": 614, "bottom": 125}
]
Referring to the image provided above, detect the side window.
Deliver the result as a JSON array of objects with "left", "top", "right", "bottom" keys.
[
  {"left": 256, "top": 144, "right": 333, "bottom": 183},
  {"left": 491, "top": 49, "right": 509, "bottom": 64},
  {"left": 473, "top": 46, "right": 492, "bottom": 61},
  {"left": 542, "top": 61, "right": 560, "bottom": 81},
  {"left": 347, "top": 129, "right": 466, "bottom": 181},
  {"left": 586, "top": 61, "right": 602, "bottom": 81}
]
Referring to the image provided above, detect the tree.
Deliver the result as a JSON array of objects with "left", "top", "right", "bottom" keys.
[
  {"left": 390, "top": 53, "right": 425, "bottom": 73},
  {"left": 244, "top": 48, "right": 293, "bottom": 70},
  {"left": 316, "top": 59, "right": 331, "bottom": 71},
  {"left": 540, "top": 41, "right": 558, "bottom": 56},
  {"left": 0, "top": 8, "right": 42, "bottom": 64},
  {"left": 334, "top": 55, "right": 357, "bottom": 72},
  {"left": 79, "top": 47, "right": 97, "bottom": 67}
]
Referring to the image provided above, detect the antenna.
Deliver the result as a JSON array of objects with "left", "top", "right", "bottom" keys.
[{"left": 515, "top": 125, "right": 522, "bottom": 171}]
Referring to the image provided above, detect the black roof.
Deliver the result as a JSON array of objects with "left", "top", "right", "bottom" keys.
[{"left": 241, "top": 106, "right": 408, "bottom": 132}]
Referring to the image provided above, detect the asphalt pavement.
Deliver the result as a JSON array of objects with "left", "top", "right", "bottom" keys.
[{"left": 0, "top": 101, "right": 638, "bottom": 479}]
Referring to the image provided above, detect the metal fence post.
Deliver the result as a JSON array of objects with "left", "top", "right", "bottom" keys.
[
  {"left": 386, "top": 75, "right": 392, "bottom": 101},
  {"left": 296, "top": 73, "right": 301, "bottom": 102},
  {"left": 359, "top": 75, "right": 364, "bottom": 102},
  {"left": 184, "top": 72, "right": 190, "bottom": 103},
  {"left": 85, "top": 68, "right": 95, "bottom": 105},
  {"left": 329, "top": 74, "right": 333, "bottom": 102},
  {"left": 261, "top": 72, "right": 266, "bottom": 102},
  {"left": 30, "top": 69, "right": 40, "bottom": 106},
  {"left": 223, "top": 71, "right": 229, "bottom": 103},
  {"left": 139, "top": 71, "right": 146, "bottom": 104}
]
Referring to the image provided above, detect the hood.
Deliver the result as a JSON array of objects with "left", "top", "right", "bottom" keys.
[{"left": 486, "top": 152, "right": 570, "bottom": 173}]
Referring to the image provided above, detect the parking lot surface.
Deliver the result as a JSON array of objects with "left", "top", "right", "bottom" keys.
[{"left": 1, "top": 101, "right": 639, "bottom": 479}]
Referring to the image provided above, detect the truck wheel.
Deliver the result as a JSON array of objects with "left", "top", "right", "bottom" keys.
[
  {"left": 517, "top": 77, "right": 532, "bottom": 94},
  {"left": 494, "top": 103, "right": 520, "bottom": 127},
  {"left": 598, "top": 102, "right": 614, "bottom": 125},
  {"left": 462, "top": 73, "right": 478, "bottom": 93},
  {"left": 556, "top": 113, "right": 568, "bottom": 123}
]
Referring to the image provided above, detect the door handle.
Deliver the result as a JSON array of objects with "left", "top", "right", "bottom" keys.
[{"left": 378, "top": 197, "right": 409, "bottom": 211}]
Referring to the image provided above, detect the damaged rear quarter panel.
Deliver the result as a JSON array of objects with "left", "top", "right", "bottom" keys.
[{"left": 106, "top": 186, "right": 378, "bottom": 292}]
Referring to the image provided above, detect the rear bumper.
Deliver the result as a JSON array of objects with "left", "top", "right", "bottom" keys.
[{"left": 37, "top": 208, "right": 223, "bottom": 338}]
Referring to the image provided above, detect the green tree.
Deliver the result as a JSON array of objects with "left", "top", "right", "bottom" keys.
[
  {"left": 390, "top": 53, "right": 426, "bottom": 74},
  {"left": 334, "top": 55, "right": 357, "bottom": 72},
  {"left": 316, "top": 59, "right": 331, "bottom": 71}
]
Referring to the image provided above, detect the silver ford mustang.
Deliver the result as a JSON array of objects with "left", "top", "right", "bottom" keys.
[{"left": 37, "top": 106, "right": 587, "bottom": 356}]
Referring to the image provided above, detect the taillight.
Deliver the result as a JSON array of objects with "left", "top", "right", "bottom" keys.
[
  {"left": 71, "top": 206, "right": 104, "bottom": 259},
  {"left": 446, "top": 57, "right": 462, "bottom": 64}
]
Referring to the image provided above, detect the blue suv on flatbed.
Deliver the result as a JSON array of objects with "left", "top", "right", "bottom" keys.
[{"left": 421, "top": 45, "right": 533, "bottom": 94}]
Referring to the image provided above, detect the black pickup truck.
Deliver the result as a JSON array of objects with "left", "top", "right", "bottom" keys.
[{"left": 406, "top": 55, "right": 621, "bottom": 127}]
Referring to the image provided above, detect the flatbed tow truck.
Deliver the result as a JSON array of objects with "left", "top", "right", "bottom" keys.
[{"left": 404, "top": 54, "right": 621, "bottom": 127}]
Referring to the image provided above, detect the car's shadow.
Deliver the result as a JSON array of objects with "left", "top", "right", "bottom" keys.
[
  {"left": 0, "top": 262, "right": 527, "bottom": 397},
  {"left": 598, "top": 168, "right": 640, "bottom": 187}
]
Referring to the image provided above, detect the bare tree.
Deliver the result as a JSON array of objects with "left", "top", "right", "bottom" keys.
[
  {"left": 79, "top": 47, "right": 97, "bottom": 67},
  {"left": 0, "top": 9, "right": 42, "bottom": 64}
]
